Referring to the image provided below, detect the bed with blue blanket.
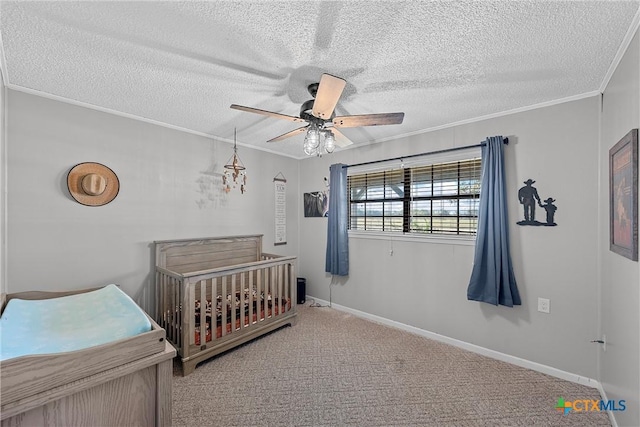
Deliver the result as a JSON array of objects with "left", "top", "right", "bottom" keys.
[{"left": 0, "top": 285, "right": 175, "bottom": 427}]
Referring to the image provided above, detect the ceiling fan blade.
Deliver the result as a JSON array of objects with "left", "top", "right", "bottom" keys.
[
  {"left": 311, "top": 74, "right": 346, "bottom": 120},
  {"left": 329, "top": 128, "right": 353, "bottom": 148},
  {"left": 333, "top": 112, "right": 405, "bottom": 128},
  {"left": 230, "top": 104, "right": 305, "bottom": 122},
  {"left": 267, "top": 126, "right": 309, "bottom": 143}
]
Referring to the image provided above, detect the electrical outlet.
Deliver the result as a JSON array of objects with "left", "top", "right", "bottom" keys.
[{"left": 537, "top": 297, "right": 550, "bottom": 313}]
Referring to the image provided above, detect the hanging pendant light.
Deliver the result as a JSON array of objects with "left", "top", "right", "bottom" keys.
[{"left": 222, "top": 128, "right": 247, "bottom": 194}]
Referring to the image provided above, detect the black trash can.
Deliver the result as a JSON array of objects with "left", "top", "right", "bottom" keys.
[{"left": 297, "top": 278, "right": 306, "bottom": 304}]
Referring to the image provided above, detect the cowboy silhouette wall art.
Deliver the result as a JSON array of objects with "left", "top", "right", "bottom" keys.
[
  {"left": 517, "top": 178, "right": 558, "bottom": 226},
  {"left": 539, "top": 198, "right": 557, "bottom": 226}
]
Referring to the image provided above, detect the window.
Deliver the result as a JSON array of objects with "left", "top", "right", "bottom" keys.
[{"left": 348, "top": 158, "right": 481, "bottom": 235}]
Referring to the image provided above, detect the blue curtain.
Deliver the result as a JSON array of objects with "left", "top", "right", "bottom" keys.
[
  {"left": 467, "top": 136, "right": 521, "bottom": 307},
  {"left": 325, "top": 163, "right": 349, "bottom": 276}
]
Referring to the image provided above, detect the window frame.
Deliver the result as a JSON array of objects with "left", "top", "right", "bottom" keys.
[{"left": 347, "top": 149, "right": 482, "bottom": 241}]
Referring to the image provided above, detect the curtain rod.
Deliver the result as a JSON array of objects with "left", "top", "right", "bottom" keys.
[{"left": 343, "top": 137, "right": 508, "bottom": 169}]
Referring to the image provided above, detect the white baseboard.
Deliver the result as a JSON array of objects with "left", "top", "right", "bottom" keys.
[
  {"left": 596, "top": 383, "right": 619, "bottom": 427},
  {"left": 308, "top": 296, "right": 601, "bottom": 389}
]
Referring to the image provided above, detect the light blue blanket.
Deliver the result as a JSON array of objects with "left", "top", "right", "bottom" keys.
[{"left": 0, "top": 284, "right": 151, "bottom": 361}]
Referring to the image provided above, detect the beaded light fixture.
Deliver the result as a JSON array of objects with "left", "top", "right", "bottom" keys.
[{"left": 222, "top": 128, "right": 247, "bottom": 194}]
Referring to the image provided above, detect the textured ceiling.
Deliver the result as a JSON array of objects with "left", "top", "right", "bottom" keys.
[{"left": 1, "top": 1, "right": 639, "bottom": 158}]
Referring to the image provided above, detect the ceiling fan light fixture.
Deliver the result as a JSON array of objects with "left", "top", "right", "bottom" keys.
[
  {"left": 306, "top": 126, "right": 320, "bottom": 148},
  {"left": 303, "top": 143, "right": 315, "bottom": 156},
  {"left": 324, "top": 130, "right": 335, "bottom": 153}
]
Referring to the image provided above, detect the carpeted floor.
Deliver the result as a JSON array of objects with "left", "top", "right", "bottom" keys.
[{"left": 172, "top": 303, "right": 611, "bottom": 426}]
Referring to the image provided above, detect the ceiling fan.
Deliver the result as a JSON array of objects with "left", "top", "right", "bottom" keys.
[{"left": 230, "top": 74, "right": 405, "bottom": 155}]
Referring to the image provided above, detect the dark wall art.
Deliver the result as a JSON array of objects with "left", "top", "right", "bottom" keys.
[
  {"left": 304, "top": 191, "right": 328, "bottom": 217},
  {"left": 516, "top": 179, "right": 558, "bottom": 226},
  {"left": 609, "top": 129, "right": 638, "bottom": 261}
]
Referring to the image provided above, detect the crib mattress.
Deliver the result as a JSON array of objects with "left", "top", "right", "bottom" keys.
[{"left": 0, "top": 284, "right": 152, "bottom": 361}]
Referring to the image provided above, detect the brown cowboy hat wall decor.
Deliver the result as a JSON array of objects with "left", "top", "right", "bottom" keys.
[{"left": 67, "top": 162, "right": 120, "bottom": 206}]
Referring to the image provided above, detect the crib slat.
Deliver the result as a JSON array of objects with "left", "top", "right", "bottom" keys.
[
  {"left": 288, "top": 263, "right": 293, "bottom": 311},
  {"left": 155, "top": 271, "right": 160, "bottom": 323},
  {"left": 168, "top": 276, "right": 172, "bottom": 344},
  {"left": 279, "top": 264, "right": 284, "bottom": 316},
  {"left": 167, "top": 275, "right": 171, "bottom": 344},
  {"left": 257, "top": 268, "right": 262, "bottom": 322},
  {"left": 182, "top": 282, "right": 196, "bottom": 357},
  {"left": 208, "top": 277, "right": 214, "bottom": 344},
  {"left": 272, "top": 265, "right": 278, "bottom": 318},
  {"left": 248, "top": 270, "right": 254, "bottom": 326},
  {"left": 211, "top": 277, "right": 217, "bottom": 342},
  {"left": 270, "top": 266, "right": 274, "bottom": 317},
  {"left": 171, "top": 276, "right": 175, "bottom": 333},
  {"left": 169, "top": 275, "right": 174, "bottom": 339},
  {"left": 221, "top": 275, "right": 227, "bottom": 337},
  {"left": 157, "top": 272, "right": 163, "bottom": 330},
  {"left": 171, "top": 276, "right": 176, "bottom": 339},
  {"left": 268, "top": 268, "right": 271, "bottom": 318},
  {"left": 231, "top": 274, "right": 237, "bottom": 333},
  {"left": 263, "top": 268, "right": 268, "bottom": 322},
  {"left": 199, "top": 280, "right": 206, "bottom": 348},
  {"left": 287, "top": 263, "right": 291, "bottom": 312},
  {"left": 264, "top": 267, "right": 269, "bottom": 318},
  {"left": 170, "top": 276, "right": 175, "bottom": 348},
  {"left": 240, "top": 273, "right": 246, "bottom": 330},
  {"left": 164, "top": 273, "right": 168, "bottom": 330},
  {"left": 167, "top": 275, "right": 172, "bottom": 340},
  {"left": 172, "top": 276, "right": 177, "bottom": 345},
  {"left": 289, "top": 263, "right": 293, "bottom": 310},
  {"left": 177, "top": 277, "right": 183, "bottom": 350},
  {"left": 283, "top": 263, "right": 289, "bottom": 313},
  {"left": 272, "top": 265, "right": 277, "bottom": 318},
  {"left": 291, "top": 262, "right": 296, "bottom": 310},
  {"left": 279, "top": 266, "right": 284, "bottom": 315}
]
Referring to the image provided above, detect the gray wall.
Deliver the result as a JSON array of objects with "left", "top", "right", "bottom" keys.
[
  {"left": 6, "top": 90, "right": 300, "bottom": 312},
  {"left": 299, "top": 97, "right": 601, "bottom": 379},
  {"left": 600, "top": 30, "right": 640, "bottom": 427}
]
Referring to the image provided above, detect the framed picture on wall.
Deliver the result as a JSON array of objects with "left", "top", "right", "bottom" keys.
[
  {"left": 303, "top": 191, "right": 328, "bottom": 217},
  {"left": 609, "top": 128, "right": 638, "bottom": 261}
]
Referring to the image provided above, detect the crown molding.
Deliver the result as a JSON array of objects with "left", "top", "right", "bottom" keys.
[
  {"left": 599, "top": 7, "right": 640, "bottom": 93},
  {"left": 6, "top": 84, "right": 302, "bottom": 160},
  {"left": 339, "top": 90, "right": 601, "bottom": 154},
  {"left": 6, "top": 82, "right": 602, "bottom": 161}
]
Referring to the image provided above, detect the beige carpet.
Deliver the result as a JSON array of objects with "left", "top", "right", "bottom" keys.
[{"left": 172, "top": 304, "right": 611, "bottom": 426}]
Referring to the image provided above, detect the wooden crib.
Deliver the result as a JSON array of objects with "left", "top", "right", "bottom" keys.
[{"left": 155, "top": 235, "right": 297, "bottom": 376}]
